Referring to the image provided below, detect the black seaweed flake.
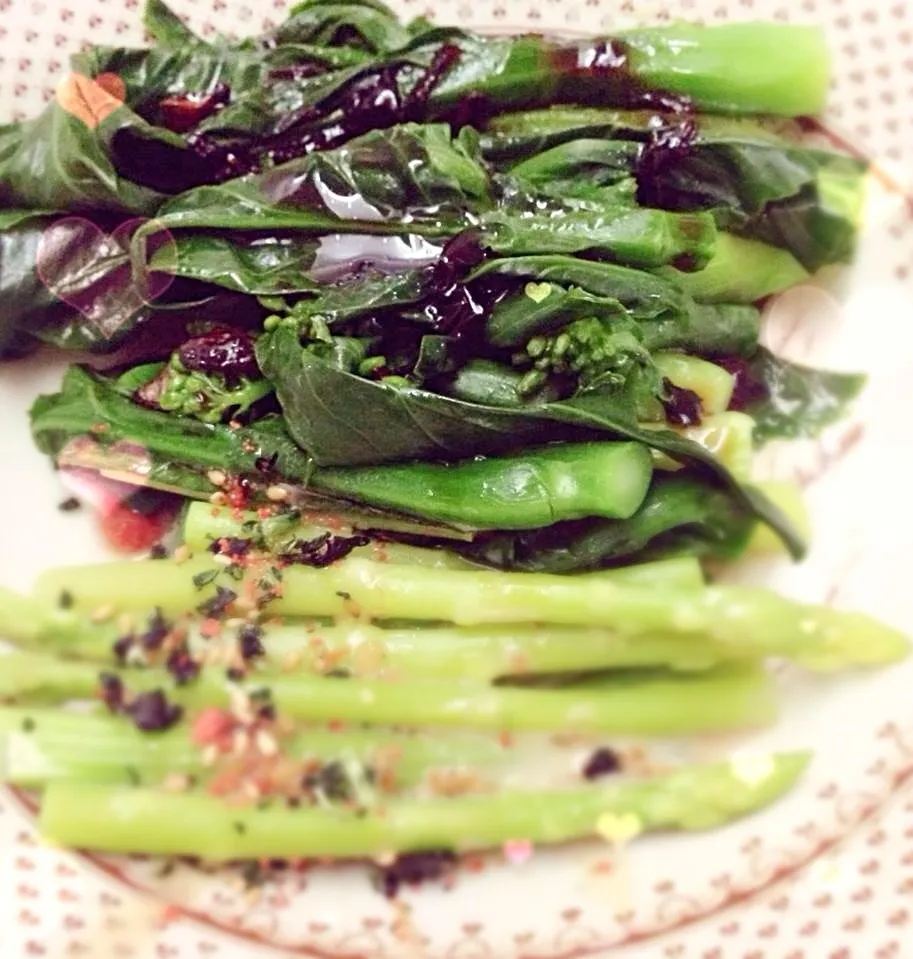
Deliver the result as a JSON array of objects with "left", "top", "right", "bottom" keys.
[
  {"left": 207, "top": 537, "right": 253, "bottom": 559},
  {"left": 165, "top": 645, "right": 201, "bottom": 686},
  {"left": 140, "top": 608, "right": 171, "bottom": 651},
  {"left": 126, "top": 690, "right": 184, "bottom": 732},
  {"left": 238, "top": 624, "right": 265, "bottom": 660},
  {"left": 281, "top": 532, "right": 370, "bottom": 568},
  {"left": 58, "top": 589, "right": 74, "bottom": 610},
  {"left": 112, "top": 634, "right": 135, "bottom": 664},
  {"left": 196, "top": 586, "right": 238, "bottom": 618},
  {"left": 98, "top": 672, "right": 126, "bottom": 713},
  {"left": 58, "top": 496, "right": 81, "bottom": 512},
  {"left": 324, "top": 668, "right": 351, "bottom": 679},
  {"left": 233, "top": 821, "right": 247, "bottom": 835},
  {"left": 149, "top": 544, "right": 169, "bottom": 560},
  {"left": 256, "top": 702, "right": 277, "bottom": 721},
  {"left": 582, "top": 747, "right": 622, "bottom": 780},
  {"left": 373, "top": 849, "right": 457, "bottom": 898}
]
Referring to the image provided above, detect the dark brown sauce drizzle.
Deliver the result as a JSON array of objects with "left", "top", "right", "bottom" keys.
[{"left": 115, "top": 36, "right": 702, "bottom": 195}]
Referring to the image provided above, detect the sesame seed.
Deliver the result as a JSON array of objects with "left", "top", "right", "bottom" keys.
[
  {"left": 163, "top": 772, "right": 191, "bottom": 793},
  {"left": 255, "top": 729, "right": 279, "bottom": 757},
  {"left": 209, "top": 492, "right": 227, "bottom": 507},
  {"left": 201, "top": 744, "right": 219, "bottom": 767},
  {"left": 206, "top": 470, "right": 227, "bottom": 487},
  {"left": 173, "top": 544, "right": 192, "bottom": 565},
  {"left": 117, "top": 613, "right": 135, "bottom": 635},
  {"left": 90, "top": 604, "right": 115, "bottom": 623},
  {"left": 242, "top": 780, "right": 262, "bottom": 801},
  {"left": 232, "top": 729, "right": 251, "bottom": 755},
  {"left": 266, "top": 485, "right": 289, "bottom": 503},
  {"left": 282, "top": 651, "right": 302, "bottom": 673},
  {"left": 229, "top": 687, "right": 254, "bottom": 725},
  {"left": 212, "top": 554, "right": 233, "bottom": 567}
]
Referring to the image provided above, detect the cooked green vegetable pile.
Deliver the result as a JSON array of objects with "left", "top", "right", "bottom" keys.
[{"left": 0, "top": 0, "right": 903, "bottom": 887}]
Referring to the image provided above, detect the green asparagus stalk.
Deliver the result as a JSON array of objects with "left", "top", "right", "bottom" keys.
[
  {"left": 33, "top": 556, "right": 717, "bottom": 622},
  {"left": 656, "top": 234, "right": 809, "bottom": 305},
  {"left": 11, "top": 565, "right": 895, "bottom": 678},
  {"left": 0, "top": 653, "right": 779, "bottom": 734},
  {"left": 31, "top": 558, "right": 909, "bottom": 671},
  {"left": 181, "top": 506, "right": 705, "bottom": 590},
  {"left": 0, "top": 706, "right": 504, "bottom": 789},
  {"left": 15, "top": 618, "right": 729, "bottom": 680},
  {"left": 39, "top": 751, "right": 810, "bottom": 859},
  {"left": 182, "top": 504, "right": 476, "bottom": 570}
]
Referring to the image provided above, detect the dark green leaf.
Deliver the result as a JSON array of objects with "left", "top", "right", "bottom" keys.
[
  {"left": 150, "top": 233, "right": 322, "bottom": 295},
  {"left": 258, "top": 325, "right": 806, "bottom": 557},
  {"left": 0, "top": 96, "right": 168, "bottom": 214},
  {"left": 460, "top": 475, "right": 755, "bottom": 572},
  {"left": 484, "top": 109, "right": 866, "bottom": 271},
  {"left": 741, "top": 347, "right": 866, "bottom": 444},
  {"left": 277, "top": 0, "right": 412, "bottom": 52},
  {"left": 143, "top": 0, "right": 201, "bottom": 47}
]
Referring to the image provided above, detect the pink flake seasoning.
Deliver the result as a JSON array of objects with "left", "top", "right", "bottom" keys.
[{"left": 502, "top": 839, "right": 534, "bottom": 866}]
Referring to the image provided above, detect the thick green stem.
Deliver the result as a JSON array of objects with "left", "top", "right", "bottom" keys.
[
  {"left": 39, "top": 751, "right": 810, "bottom": 858},
  {"left": 312, "top": 442, "right": 654, "bottom": 529},
  {"left": 615, "top": 24, "right": 830, "bottom": 116},
  {"left": 33, "top": 556, "right": 714, "bottom": 622},
  {"left": 31, "top": 559, "right": 909, "bottom": 671},
  {"left": 656, "top": 234, "right": 809, "bottom": 305},
  {"left": 0, "top": 707, "right": 504, "bottom": 789},
  {"left": 0, "top": 653, "right": 779, "bottom": 735}
]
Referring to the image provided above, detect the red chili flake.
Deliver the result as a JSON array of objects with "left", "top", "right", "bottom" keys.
[
  {"left": 191, "top": 707, "right": 237, "bottom": 746},
  {"left": 224, "top": 477, "right": 252, "bottom": 510},
  {"left": 199, "top": 618, "right": 223, "bottom": 639}
]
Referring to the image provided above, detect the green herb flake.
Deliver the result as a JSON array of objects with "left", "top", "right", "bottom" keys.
[
  {"left": 21, "top": 717, "right": 36, "bottom": 733},
  {"left": 192, "top": 569, "right": 219, "bottom": 590}
]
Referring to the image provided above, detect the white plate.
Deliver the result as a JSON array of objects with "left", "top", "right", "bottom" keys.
[{"left": 1, "top": 0, "right": 912, "bottom": 956}]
